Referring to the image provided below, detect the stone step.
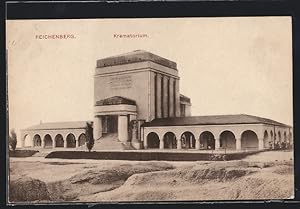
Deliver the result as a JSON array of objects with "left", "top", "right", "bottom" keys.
[{"left": 92, "top": 133, "right": 135, "bottom": 151}]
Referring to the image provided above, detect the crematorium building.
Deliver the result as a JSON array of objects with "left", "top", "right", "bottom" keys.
[{"left": 21, "top": 50, "right": 293, "bottom": 151}]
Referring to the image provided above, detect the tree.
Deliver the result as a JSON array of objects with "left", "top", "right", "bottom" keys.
[
  {"left": 9, "top": 129, "right": 17, "bottom": 151},
  {"left": 85, "top": 122, "right": 94, "bottom": 152}
]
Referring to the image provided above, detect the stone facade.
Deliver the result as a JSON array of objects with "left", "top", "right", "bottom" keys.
[
  {"left": 20, "top": 121, "right": 88, "bottom": 149},
  {"left": 142, "top": 122, "right": 292, "bottom": 151},
  {"left": 21, "top": 50, "right": 292, "bottom": 151},
  {"left": 93, "top": 50, "right": 190, "bottom": 149}
]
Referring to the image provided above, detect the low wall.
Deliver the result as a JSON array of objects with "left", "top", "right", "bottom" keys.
[
  {"left": 45, "top": 150, "right": 265, "bottom": 161},
  {"left": 9, "top": 150, "right": 39, "bottom": 157}
]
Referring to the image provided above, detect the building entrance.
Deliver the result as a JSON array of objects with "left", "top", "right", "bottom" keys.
[{"left": 103, "top": 115, "right": 118, "bottom": 134}]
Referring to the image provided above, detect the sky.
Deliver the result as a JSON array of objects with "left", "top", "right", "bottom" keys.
[{"left": 6, "top": 17, "right": 293, "bottom": 144}]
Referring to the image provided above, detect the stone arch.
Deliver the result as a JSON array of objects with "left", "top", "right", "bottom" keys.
[
  {"left": 284, "top": 131, "right": 287, "bottom": 142},
  {"left": 199, "top": 131, "right": 215, "bottom": 150},
  {"left": 44, "top": 134, "right": 53, "bottom": 148},
  {"left": 278, "top": 131, "right": 282, "bottom": 142},
  {"left": 147, "top": 132, "right": 160, "bottom": 149},
  {"left": 55, "top": 134, "right": 64, "bottom": 148},
  {"left": 241, "top": 130, "right": 258, "bottom": 150},
  {"left": 78, "top": 133, "right": 86, "bottom": 147},
  {"left": 263, "top": 130, "right": 269, "bottom": 148},
  {"left": 181, "top": 131, "right": 195, "bottom": 149},
  {"left": 66, "top": 133, "right": 76, "bottom": 148},
  {"left": 289, "top": 131, "right": 292, "bottom": 143},
  {"left": 24, "top": 134, "right": 31, "bottom": 147},
  {"left": 220, "top": 130, "right": 236, "bottom": 149},
  {"left": 270, "top": 130, "right": 274, "bottom": 141},
  {"left": 288, "top": 131, "right": 293, "bottom": 149},
  {"left": 163, "top": 132, "right": 177, "bottom": 149},
  {"left": 33, "top": 134, "right": 42, "bottom": 147},
  {"left": 283, "top": 131, "right": 287, "bottom": 149}
]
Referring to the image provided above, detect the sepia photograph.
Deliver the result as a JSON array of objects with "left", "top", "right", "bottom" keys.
[{"left": 6, "top": 17, "right": 294, "bottom": 203}]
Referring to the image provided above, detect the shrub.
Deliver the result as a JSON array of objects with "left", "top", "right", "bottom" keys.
[
  {"left": 85, "top": 122, "right": 94, "bottom": 152},
  {"left": 9, "top": 129, "right": 17, "bottom": 151}
]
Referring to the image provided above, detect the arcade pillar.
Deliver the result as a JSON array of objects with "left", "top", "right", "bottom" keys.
[
  {"left": 236, "top": 137, "right": 241, "bottom": 150},
  {"left": 159, "top": 138, "right": 164, "bottom": 149},
  {"left": 177, "top": 138, "right": 182, "bottom": 149},
  {"left": 118, "top": 115, "right": 128, "bottom": 142},
  {"left": 215, "top": 137, "right": 220, "bottom": 150},
  {"left": 93, "top": 116, "right": 102, "bottom": 140},
  {"left": 258, "top": 138, "right": 264, "bottom": 150},
  {"left": 195, "top": 138, "right": 201, "bottom": 150}
]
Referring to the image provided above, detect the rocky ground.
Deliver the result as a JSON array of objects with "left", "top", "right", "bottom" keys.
[{"left": 8, "top": 150, "right": 294, "bottom": 203}]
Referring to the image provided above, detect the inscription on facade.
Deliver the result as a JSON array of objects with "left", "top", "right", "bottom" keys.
[{"left": 109, "top": 75, "right": 132, "bottom": 89}]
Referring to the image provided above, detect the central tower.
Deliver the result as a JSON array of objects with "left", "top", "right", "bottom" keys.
[{"left": 93, "top": 50, "right": 181, "bottom": 149}]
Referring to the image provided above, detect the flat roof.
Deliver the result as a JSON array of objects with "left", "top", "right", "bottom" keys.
[
  {"left": 142, "top": 114, "right": 291, "bottom": 128},
  {"left": 96, "top": 50, "right": 177, "bottom": 70},
  {"left": 180, "top": 94, "right": 191, "bottom": 104},
  {"left": 95, "top": 96, "right": 136, "bottom": 106},
  {"left": 23, "top": 121, "right": 90, "bottom": 131}
]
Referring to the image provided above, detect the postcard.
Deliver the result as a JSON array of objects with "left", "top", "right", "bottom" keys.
[{"left": 6, "top": 17, "right": 294, "bottom": 203}]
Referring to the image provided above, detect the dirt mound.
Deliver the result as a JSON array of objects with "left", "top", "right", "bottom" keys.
[
  {"left": 272, "top": 165, "right": 294, "bottom": 175},
  {"left": 45, "top": 161, "right": 175, "bottom": 201},
  {"left": 9, "top": 151, "right": 294, "bottom": 202},
  {"left": 89, "top": 161, "right": 293, "bottom": 201},
  {"left": 83, "top": 164, "right": 256, "bottom": 201},
  {"left": 206, "top": 160, "right": 275, "bottom": 169},
  {"left": 69, "top": 162, "right": 174, "bottom": 185},
  {"left": 9, "top": 176, "right": 51, "bottom": 202},
  {"left": 122, "top": 190, "right": 176, "bottom": 201},
  {"left": 124, "top": 164, "right": 253, "bottom": 188},
  {"left": 226, "top": 175, "right": 294, "bottom": 200},
  {"left": 70, "top": 170, "right": 124, "bottom": 185},
  {"left": 179, "top": 166, "right": 252, "bottom": 183}
]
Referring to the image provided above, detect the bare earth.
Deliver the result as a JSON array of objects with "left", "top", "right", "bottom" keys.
[{"left": 9, "top": 151, "right": 294, "bottom": 203}]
